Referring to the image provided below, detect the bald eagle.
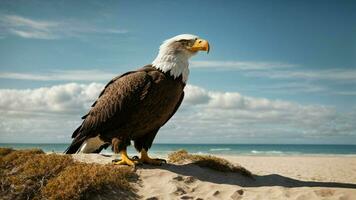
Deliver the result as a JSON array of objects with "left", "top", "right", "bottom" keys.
[{"left": 65, "top": 34, "right": 210, "bottom": 166}]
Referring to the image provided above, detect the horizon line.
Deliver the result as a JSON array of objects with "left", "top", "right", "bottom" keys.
[{"left": 1, "top": 143, "right": 356, "bottom": 145}]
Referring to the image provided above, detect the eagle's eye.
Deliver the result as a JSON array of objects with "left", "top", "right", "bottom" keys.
[{"left": 179, "top": 39, "right": 195, "bottom": 47}]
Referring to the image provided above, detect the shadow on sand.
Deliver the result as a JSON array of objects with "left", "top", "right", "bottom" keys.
[{"left": 140, "top": 163, "right": 356, "bottom": 189}]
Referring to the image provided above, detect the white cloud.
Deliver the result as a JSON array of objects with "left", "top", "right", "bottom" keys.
[
  {"left": 4, "top": 15, "right": 58, "bottom": 30},
  {"left": 0, "top": 83, "right": 355, "bottom": 143},
  {"left": 0, "top": 82, "right": 105, "bottom": 142},
  {"left": 184, "top": 85, "right": 210, "bottom": 105},
  {"left": 2, "top": 15, "right": 59, "bottom": 39},
  {"left": 0, "top": 82, "right": 104, "bottom": 114},
  {"left": 163, "top": 85, "right": 356, "bottom": 143},
  {"left": 0, "top": 15, "right": 127, "bottom": 39}
]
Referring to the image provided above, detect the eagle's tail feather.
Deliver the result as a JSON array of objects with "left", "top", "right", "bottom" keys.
[
  {"left": 64, "top": 136, "right": 86, "bottom": 154},
  {"left": 71, "top": 125, "right": 82, "bottom": 138},
  {"left": 65, "top": 135, "right": 108, "bottom": 154}
]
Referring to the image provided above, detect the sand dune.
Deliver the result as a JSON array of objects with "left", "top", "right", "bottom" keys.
[{"left": 72, "top": 154, "right": 356, "bottom": 200}]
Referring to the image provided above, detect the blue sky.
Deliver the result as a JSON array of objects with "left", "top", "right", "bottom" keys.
[{"left": 0, "top": 0, "right": 355, "bottom": 144}]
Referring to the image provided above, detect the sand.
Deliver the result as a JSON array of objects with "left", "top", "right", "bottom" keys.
[{"left": 72, "top": 154, "right": 356, "bottom": 200}]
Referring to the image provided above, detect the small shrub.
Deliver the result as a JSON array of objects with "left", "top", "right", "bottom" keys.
[
  {"left": 168, "top": 150, "right": 253, "bottom": 177},
  {"left": 0, "top": 149, "right": 138, "bottom": 200},
  {"left": 0, "top": 148, "right": 44, "bottom": 170},
  {"left": 0, "top": 150, "right": 72, "bottom": 200},
  {"left": 0, "top": 148, "right": 14, "bottom": 157},
  {"left": 41, "top": 163, "right": 138, "bottom": 200},
  {"left": 167, "top": 149, "right": 191, "bottom": 164}
]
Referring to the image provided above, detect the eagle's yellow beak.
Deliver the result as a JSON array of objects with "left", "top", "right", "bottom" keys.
[{"left": 189, "top": 38, "right": 210, "bottom": 53}]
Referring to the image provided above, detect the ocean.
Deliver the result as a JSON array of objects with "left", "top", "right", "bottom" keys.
[{"left": 1, "top": 143, "right": 356, "bottom": 156}]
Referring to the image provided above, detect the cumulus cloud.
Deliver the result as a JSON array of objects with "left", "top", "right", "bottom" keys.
[
  {"left": 0, "top": 83, "right": 104, "bottom": 114},
  {"left": 183, "top": 85, "right": 210, "bottom": 105},
  {"left": 0, "top": 15, "right": 127, "bottom": 39},
  {"left": 164, "top": 85, "right": 356, "bottom": 143},
  {"left": 186, "top": 85, "right": 300, "bottom": 111},
  {"left": 0, "top": 83, "right": 355, "bottom": 143},
  {"left": 0, "top": 83, "right": 104, "bottom": 143}
]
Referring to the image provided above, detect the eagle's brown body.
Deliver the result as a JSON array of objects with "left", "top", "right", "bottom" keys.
[{"left": 65, "top": 65, "right": 185, "bottom": 154}]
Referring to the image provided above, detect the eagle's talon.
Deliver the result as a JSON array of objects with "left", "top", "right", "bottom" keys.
[
  {"left": 112, "top": 150, "right": 138, "bottom": 166},
  {"left": 113, "top": 159, "right": 138, "bottom": 166},
  {"left": 139, "top": 149, "right": 166, "bottom": 165}
]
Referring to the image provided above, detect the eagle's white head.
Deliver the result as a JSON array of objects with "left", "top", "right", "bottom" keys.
[{"left": 152, "top": 34, "right": 210, "bottom": 83}]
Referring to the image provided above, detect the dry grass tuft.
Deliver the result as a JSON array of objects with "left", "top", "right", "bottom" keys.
[
  {"left": 0, "top": 149, "right": 73, "bottom": 200},
  {"left": 0, "top": 149, "right": 138, "bottom": 200},
  {"left": 0, "top": 148, "right": 14, "bottom": 157},
  {"left": 0, "top": 148, "right": 44, "bottom": 169},
  {"left": 168, "top": 149, "right": 253, "bottom": 177},
  {"left": 42, "top": 163, "right": 138, "bottom": 200}
]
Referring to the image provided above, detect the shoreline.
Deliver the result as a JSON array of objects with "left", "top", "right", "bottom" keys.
[
  {"left": 52, "top": 152, "right": 356, "bottom": 158},
  {"left": 2, "top": 143, "right": 356, "bottom": 157},
  {"left": 15, "top": 150, "right": 356, "bottom": 158}
]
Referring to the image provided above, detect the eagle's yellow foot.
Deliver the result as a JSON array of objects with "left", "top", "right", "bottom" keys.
[
  {"left": 112, "top": 158, "right": 138, "bottom": 166},
  {"left": 139, "top": 149, "right": 167, "bottom": 165},
  {"left": 112, "top": 150, "right": 138, "bottom": 166}
]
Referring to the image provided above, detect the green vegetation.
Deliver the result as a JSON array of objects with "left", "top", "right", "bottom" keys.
[
  {"left": 0, "top": 148, "right": 138, "bottom": 200},
  {"left": 168, "top": 149, "right": 253, "bottom": 177}
]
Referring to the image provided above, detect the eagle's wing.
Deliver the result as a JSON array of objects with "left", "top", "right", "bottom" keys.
[
  {"left": 66, "top": 68, "right": 152, "bottom": 153},
  {"left": 162, "top": 92, "right": 184, "bottom": 126},
  {"left": 77, "top": 70, "right": 151, "bottom": 137}
]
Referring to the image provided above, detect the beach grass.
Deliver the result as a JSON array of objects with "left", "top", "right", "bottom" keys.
[
  {"left": 168, "top": 149, "right": 253, "bottom": 177},
  {"left": 0, "top": 148, "right": 138, "bottom": 200},
  {"left": 0, "top": 148, "right": 253, "bottom": 199}
]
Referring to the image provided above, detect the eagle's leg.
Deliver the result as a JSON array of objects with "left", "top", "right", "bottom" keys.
[
  {"left": 112, "top": 137, "right": 137, "bottom": 166},
  {"left": 134, "top": 130, "right": 166, "bottom": 165},
  {"left": 139, "top": 149, "right": 166, "bottom": 165}
]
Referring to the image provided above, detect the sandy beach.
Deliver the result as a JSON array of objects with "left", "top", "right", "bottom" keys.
[{"left": 72, "top": 154, "right": 356, "bottom": 200}]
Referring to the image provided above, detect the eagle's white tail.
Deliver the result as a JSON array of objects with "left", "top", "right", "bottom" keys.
[{"left": 77, "top": 136, "right": 106, "bottom": 153}]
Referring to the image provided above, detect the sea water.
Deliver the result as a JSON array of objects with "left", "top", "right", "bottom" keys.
[{"left": 1, "top": 143, "right": 356, "bottom": 156}]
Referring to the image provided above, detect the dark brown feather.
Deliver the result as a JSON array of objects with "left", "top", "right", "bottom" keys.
[{"left": 78, "top": 70, "right": 151, "bottom": 137}]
